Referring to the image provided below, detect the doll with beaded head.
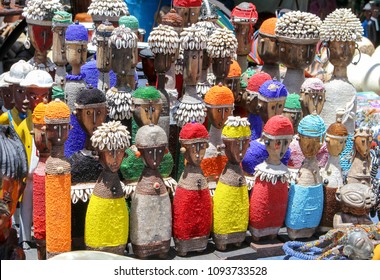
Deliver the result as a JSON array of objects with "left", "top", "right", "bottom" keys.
[
  {"left": 242, "top": 80, "right": 289, "bottom": 180},
  {"left": 85, "top": 121, "right": 131, "bottom": 255},
  {"left": 172, "top": 122, "right": 212, "bottom": 256},
  {"left": 201, "top": 84, "right": 234, "bottom": 193},
  {"left": 44, "top": 99, "right": 71, "bottom": 258},
  {"left": 130, "top": 124, "right": 172, "bottom": 259},
  {"left": 250, "top": 115, "right": 293, "bottom": 241},
  {"left": 346, "top": 127, "right": 373, "bottom": 185},
  {"left": 225, "top": 60, "right": 243, "bottom": 116},
  {"left": 319, "top": 111, "right": 348, "bottom": 232},
  {"left": 285, "top": 114, "right": 326, "bottom": 240},
  {"left": 212, "top": 116, "right": 251, "bottom": 251},
  {"left": 299, "top": 78, "right": 326, "bottom": 117},
  {"left": 69, "top": 87, "right": 107, "bottom": 249}
]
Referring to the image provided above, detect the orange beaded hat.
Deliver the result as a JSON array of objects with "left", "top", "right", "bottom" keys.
[
  {"left": 204, "top": 83, "right": 234, "bottom": 106},
  {"left": 45, "top": 99, "right": 70, "bottom": 124}
]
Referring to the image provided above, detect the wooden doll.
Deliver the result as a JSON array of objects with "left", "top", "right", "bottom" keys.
[
  {"left": 201, "top": 84, "right": 234, "bottom": 193},
  {"left": 285, "top": 114, "right": 326, "bottom": 240},
  {"left": 213, "top": 116, "right": 251, "bottom": 251},
  {"left": 346, "top": 127, "right": 372, "bottom": 185},
  {"left": 319, "top": 113, "right": 348, "bottom": 232},
  {"left": 44, "top": 99, "right": 71, "bottom": 258},
  {"left": 249, "top": 115, "right": 293, "bottom": 240},
  {"left": 130, "top": 124, "right": 172, "bottom": 258},
  {"left": 173, "top": 122, "right": 212, "bottom": 256},
  {"left": 85, "top": 121, "right": 131, "bottom": 255}
]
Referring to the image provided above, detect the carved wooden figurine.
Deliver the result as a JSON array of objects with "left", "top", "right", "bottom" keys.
[
  {"left": 88, "top": 0, "right": 129, "bottom": 27},
  {"left": 250, "top": 115, "right": 293, "bottom": 240},
  {"left": 275, "top": 11, "right": 321, "bottom": 94},
  {"left": 44, "top": 99, "right": 71, "bottom": 258},
  {"left": 173, "top": 0, "right": 202, "bottom": 27},
  {"left": 85, "top": 121, "right": 131, "bottom": 255},
  {"left": 213, "top": 116, "right": 251, "bottom": 251},
  {"left": 230, "top": 2, "right": 258, "bottom": 71},
  {"left": 257, "top": 18, "right": 280, "bottom": 80},
  {"left": 22, "top": 0, "right": 63, "bottom": 73},
  {"left": 285, "top": 114, "right": 326, "bottom": 240},
  {"left": 172, "top": 122, "right": 212, "bottom": 256},
  {"left": 346, "top": 127, "right": 372, "bottom": 185},
  {"left": 174, "top": 24, "right": 207, "bottom": 127},
  {"left": 319, "top": 113, "right": 348, "bottom": 232},
  {"left": 130, "top": 124, "right": 172, "bottom": 258},
  {"left": 333, "top": 183, "right": 376, "bottom": 228},
  {"left": 320, "top": 8, "right": 363, "bottom": 81},
  {"left": 201, "top": 84, "right": 234, "bottom": 192},
  {"left": 70, "top": 87, "right": 107, "bottom": 249},
  {"left": 30, "top": 101, "right": 49, "bottom": 259}
]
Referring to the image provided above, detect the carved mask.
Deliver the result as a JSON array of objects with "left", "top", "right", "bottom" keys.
[
  {"left": 299, "top": 135, "right": 323, "bottom": 158},
  {"left": 0, "top": 85, "right": 14, "bottom": 110},
  {"left": 133, "top": 100, "right": 162, "bottom": 127},
  {"left": 46, "top": 123, "right": 69, "bottom": 146},
  {"left": 329, "top": 41, "right": 355, "bottom": 67},
  {"left": 354, "top": 135, "right": 372, "bottom": 157},
  {"left": 66, "top": 43, "right": 87, "bottom": 68},
  {"left": 183, "top": 50, "right": 202, "bottom": 85},
  {"left": 181, "top": 141, "right": 208, "bottom": 166},
  {"left": 26, "top": 86, "right": 50, "bottom": 111},
  {"left": 300, "top": 90, "right": 325, "bottom": 116},
  {"left": 282, "top": 110, "right": 302, "bottom": 134},
  {"left": 32, "top": 123, "right": 50, "bottom": 156},
  {"left": 258, "top": 99, "right": 285, "bottom": 123},
  {"left": 139, "top": 145, "right": 166, "bottom": 170},
  {"left": 74, "top": 104, "right": 108, "bottom": 137},
  {"left": 111, "top": 47, "right": 133, "bottom": 74},
  {"left": 263, "top": 136, "right": 291, "bottom": 164},
  {"left": 326, "top": 136, "right": 347, "bottom": 157},
  {"left": 14, "top": 85, "right": 28, "bottom": 113}
]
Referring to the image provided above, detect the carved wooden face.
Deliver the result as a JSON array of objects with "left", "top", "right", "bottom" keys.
[
  {"left": 133, "top": 102, "right": 162, "bottom": 127},
  {"left": 245, "top": 92, "right": 259, "bottom": 114},
  {"left": 236, "top": 24, "right": 253, "bottom": 55},
  {"left": 52, "top": 26, "right": 67, "bottom": 65},
  {"left": 223, "top": 137, "right": 250, "bottom": 164},
  {"left": 354, "top": 135, "right": 372, "bottom": 157},
  {"left": 46, "top": 123, "right": 69, "bottom": 146},
  {"left": 326, "top": 136, "right": 346, "bottom": 157},
  {"left": 282, "top": 110, "right": 301, "bottom": 134},
  {"left": 329, "top": 41, "right": 355, "bottom": 67},
  {"left": 28, "top": 24, "right": 53, "bottom": 53},
  {"left": 263, "top": 136, "right": 291, "bottom": 164},
  {"left": 299, "top": 134, "right": 323, "bottom": 158},
  {"left": 279, "top": 42, "right": 316, "bottom": 69},
  {"left": 181, "top": 141, "right": 208, "bottom": 166},
  {"left": 14, "top": 85, "right": 28, "bottom": 113},
  {"left": 139, "top": 145, "right": 166, "bottom": 169},
  {"left": 344, "top": 230, "right": 374, "bottom": 260},
  {"left": 257, "top": 35, "right": 279, "bottom": 64},
  {"left": 111, "top": 47, "right": 133, "bottom": 74},
  {"left": 98, "top": 148, "right": 125, "bottom": 173},
  {"left": 258, "top": 99, "right": 285, "bottom": 123},
  {"left": 75, "top": 105, "right": 107, "bottom": 137},
  {"left": 32, "top": 123, "right": 50, "bottom": 156},
  {"left": 183, "top": 50, "right": 203, "bottom": 85},
  {"left": 207, "top": 106, "right": 233, "bottom": 129},
  {"left": 26, "top": 86, "right": 50, "bottom": 111},
  {"left": 0, "top": 85, "right": 14, "bottom": 110},
  {"left": 225, "top": 77, "right": 241, "bottom": 100},
  {"left": 66, "top": 43, "right": 87, "bottom": 68},
  {"left": 212, "top": 57, "right": 231, "bottom": 80},
  {"left": 300, "top": 90, "right": 325, "bottom": 116}
]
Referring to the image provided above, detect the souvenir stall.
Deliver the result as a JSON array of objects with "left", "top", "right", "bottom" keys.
[{"left": 0, "top": 0, "right": 380, "bottom": 261}]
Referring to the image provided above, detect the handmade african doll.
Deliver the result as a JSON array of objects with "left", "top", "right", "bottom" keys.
[
  {"left": 257, "top": 17, "right": 280, "bottom": 80},
  {"left": 319, "top": 113, "right": 348, "bottom": 232},
  {"left": 130, "top": 124, "right": 172, "bottom": 258},
  {"left": 213, "top": 116, "right": 251, "bottom": 251},
  {"left": 173, "top": 0, "right": 202, "bottom": 27},
  {"left": 30, "top": 101, "right": 49, "bottom": 259},
  {"left": 242, "top": 80, "right": 289, "bottom": 180},
  {"left": 320, "top": 8, "right": 363, "bottom": 81},
  {"left": 333, "top": 183, "right": 376, "bottom": 229},
  {"left": 346, "top": 127, "right": 372, "bottom": 185},
  {"left": 172, "top": 122, "right": 212, "bottom": 256},
  {"left": 249, "top": 115, "right": 293, "bottom": 241},
  {"left": 0, "top": 60, "right": 33, "bottom": 128},
  {"left": 22, "top": 0, "right": 63, "bottom": 74},
  {"left": 88, "top": 0, "right": 129, "bottom": 26},
  {"left": 85, "top": 121, "right": 131, "bottom": 255},
  {"left": 70, "top": 87, "right": 107, "bottom": 249},
  {"left": 63, "top": 22, "right": 89, "bottom": 158},
  {"left": 44, "top": 99, "right": 71, "bottom": 258},
  {"left": 275, "top": 11, "right": 321, "bottom": 94},
  {"left": 230, "top": 2, "right": 258, "bottom": 72},
  {"left": 17, "top": 69, "right": 52, "bottom": 249},
  {"left": 285, "top": 114, "right": 326, "bottom": 240},
  {"left": 201, "top": 84, "right": 234, "bottom": 193}
]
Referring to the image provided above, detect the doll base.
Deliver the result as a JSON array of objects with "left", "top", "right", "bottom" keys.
[
  {"left": 249, "top": 226, "right": 280, "bottom": 241},
  {"left": 86, "top": 244, "right": 126, "bottom": 256},
  {"left": 132, "top": 240, "right": 171, "bottom": 259},
  {"left": 287, "top": 227, "right": 316, "bottom": 240},
  {"left": 174, "top": 235, "right": 209, "bottom": 256},
  {"left": 213, "top": 231, "right": 246, "bottom": 251}
]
